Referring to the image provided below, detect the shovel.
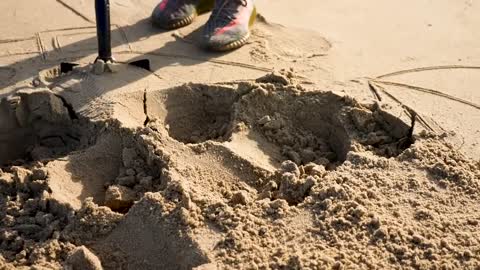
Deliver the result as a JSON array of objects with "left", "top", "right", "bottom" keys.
[
  {"left": 95, "top": 0, "right": 114, "bottom": 63},
  {"left": 61, "top": 0, "right": 151, "bottom": 73}
]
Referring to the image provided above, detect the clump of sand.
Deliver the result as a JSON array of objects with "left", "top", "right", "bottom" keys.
[
  {"left": 0, "top": 87, "right": 99, "bottom": 165},
  {"left": 1, "top": 68, "right": 479, "bottom": 269}
]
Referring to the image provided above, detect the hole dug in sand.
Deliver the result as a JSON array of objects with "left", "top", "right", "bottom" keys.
[
  {"left": 147, "top": 79, "right": 413, "bottom": 170},
  {"left": 233, "top": 83, "right": 413, "bottom": 170},
  {"left": 0, "top": 88, "right": 126, "bottom": 211},
  {"left": 236, "top": 89, "right": 352, "bottom": 168},
  {"left": 147, "top": 84, "right": 238, "bottom": 144},
  {"left": 228, "top": 82, "right": 413, "bottom": 205},
  {"left": 0, "top": 88, "right": 96, "bottom": 165}
]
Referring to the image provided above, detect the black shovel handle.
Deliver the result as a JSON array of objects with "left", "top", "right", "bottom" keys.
[{"left": 95, "top": 0, "right": 113, "bottom": 62}]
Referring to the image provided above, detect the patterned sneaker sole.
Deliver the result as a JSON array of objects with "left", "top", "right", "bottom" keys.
[
  {"left": 153, "top": 0, "right": 214, "bottom": 30},
  {"left": 161, "top": 12, "right": 197, "bottom": 30},
  {"left": 209, "top": 31, "right": 251, "bottom": 51},
  {"left": 208, "top": 6, "right": 257, "bottom": 52}
]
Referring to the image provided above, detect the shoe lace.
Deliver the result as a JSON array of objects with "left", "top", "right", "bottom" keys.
[{"left": 211, "top": 0, "right": 248, "bottom": 26}]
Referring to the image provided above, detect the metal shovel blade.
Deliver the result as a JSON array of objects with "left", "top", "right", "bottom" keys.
[
  {"left": 60, "top": 62, "right": 79, "bottom": 74},
  {"left": 95, "top": 0, "right": 151, "bottom": 71},
  {"left": 128, "top": 59, "right": 151, "bottom": 71},
  {"left": 55, "top": 0, "right": 151, "bottom": 76}
]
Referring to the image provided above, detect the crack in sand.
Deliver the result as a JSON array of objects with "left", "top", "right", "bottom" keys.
[
  {"left": 143, "top": 88, "right": 150, "bottom": 126},
  {"left": 368, "top": 81, "right": 438, "bottom": 133},
  {"left": 373, "top": 79, "right": 480, "bottom": 111},
  {"left": 55, "top": 0, "right": 95, "bottom": 24},
  {"left": 54, "top": 93, "right": 79, "bottom": 120},
  {"left": 376, "top": 65, "right": 480, "bottom": 79}
]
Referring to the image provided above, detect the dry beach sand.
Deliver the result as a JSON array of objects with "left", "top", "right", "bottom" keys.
[{"left": 1, "top": 0, "right": 480, "bottom": 269}]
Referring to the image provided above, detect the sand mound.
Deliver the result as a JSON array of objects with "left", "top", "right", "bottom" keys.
[{"left": 1, "top": 67, "right": 479, "bottom": 269}]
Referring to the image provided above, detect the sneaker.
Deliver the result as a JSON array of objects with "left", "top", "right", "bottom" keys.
[
  {"left": 151, "top": 0, "right": 214, "bottom": 30},
  {"left": 203, "top": 0, "right": 256, "bottom": 51}
]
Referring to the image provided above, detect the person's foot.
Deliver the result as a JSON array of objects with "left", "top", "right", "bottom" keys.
[
  {"left": 203, "top": 0, "right": 256, "bottom": 51},
  {"left": 151, "top": 0, "right": 214, "bottom": 30}
]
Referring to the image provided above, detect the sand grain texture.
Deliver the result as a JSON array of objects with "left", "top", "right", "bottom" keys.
[
  {"left": 1, "top": 1, "right": 480, "bottom": 269},
  {"left": 1, "top": 68, "right": 479, "bottom": 269}
]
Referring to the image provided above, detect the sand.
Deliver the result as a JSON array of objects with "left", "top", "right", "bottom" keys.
[{"left": 1, "top": 0, "right": 480, "bottom": 269}]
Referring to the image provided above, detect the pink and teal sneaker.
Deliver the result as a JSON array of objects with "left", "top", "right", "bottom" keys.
[
  {"left": 151, "top": 0, "right": 214, "bottom": 30},
  {"left": 203, "top": 0, "right": 256, "bottom": 51}
]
